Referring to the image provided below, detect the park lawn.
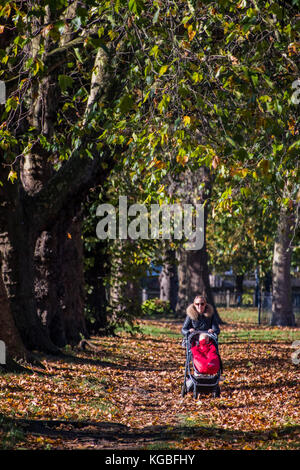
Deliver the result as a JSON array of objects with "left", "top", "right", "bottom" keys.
[{"left": 0, "top": 308, "right": 299, "bottom": 450}]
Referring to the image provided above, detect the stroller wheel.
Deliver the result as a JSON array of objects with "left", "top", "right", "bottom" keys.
[
  {"left": 181, "top": 384, "right": 187, "bottom": 397},
  {"left": 193, "top": 385, "right": 198, "bottom": 399},
  {"left": 212, "top": 385, "right": 220, "bottom": 398}
]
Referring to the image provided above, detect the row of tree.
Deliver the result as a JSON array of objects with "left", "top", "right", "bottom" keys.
[{"left": 0, "top": 0, "right": 299, "bottom": 365}]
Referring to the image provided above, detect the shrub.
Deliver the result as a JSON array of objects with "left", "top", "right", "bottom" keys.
[{"left": 141, "top": 298, "right": 173, "bottom": 317}]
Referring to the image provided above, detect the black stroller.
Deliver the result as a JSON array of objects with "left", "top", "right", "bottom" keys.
[{"left": 181, "top": 330, "right": 222, "bottom": 399}]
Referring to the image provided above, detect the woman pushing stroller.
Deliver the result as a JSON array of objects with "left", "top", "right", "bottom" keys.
[{"left": 181, "top": 294, "right": 222, "bottom": 398}]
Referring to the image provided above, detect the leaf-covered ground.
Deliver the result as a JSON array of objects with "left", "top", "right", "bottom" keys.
[{"left": 0, "top": 308, "right": 299, "bottom": 450}]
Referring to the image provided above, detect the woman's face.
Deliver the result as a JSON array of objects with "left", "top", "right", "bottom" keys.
[{"left": 194, "top": 298, "right": 206, "bottom": 313}]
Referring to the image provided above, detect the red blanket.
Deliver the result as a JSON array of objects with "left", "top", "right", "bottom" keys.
[{"left": 191, "top": 339, "right": 220, "bottom": 375}]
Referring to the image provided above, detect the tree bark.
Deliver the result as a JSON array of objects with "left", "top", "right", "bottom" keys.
[
  {"left": 159, "top": 248, "right": 178, "bottom": 312},
  {"left": 0, "top": 4, "right": 115, "bottom": 355},
  {"left": 0, "top": 163, "right": 60, "bottom": 353},
  {"left": 176, "top": 233, "right": 218, "bottom": 319},
  {"left": 34, "top": 228, "right": 66, "bottom": 347},
  {"left": 271, "top": 206, "right": 296, "bottom": 326},
  {"left": 0, "top": 259, "right": 27, "bottom": 359},
  {"left": 34, "top": 209, "right": 88, "bottom": 347},
  {"left": 56, "top": 213, "right": 87, "bottom": 345},
  {"left": 168, "top": 167, "right": 220, "bottom": 320},
  {"left": 84, "top": 246, "right": 109, "bottom": 334}
]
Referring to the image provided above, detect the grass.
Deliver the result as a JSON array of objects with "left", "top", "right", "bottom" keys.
[
  {"left": 218, "top": 307, "right": 300, "bottom": 344},
  {"left": 219, "top": 328, "right": 300, "bottom": 343},
  {"left": 144, "top": 442, "right": 177, "bottom": 450},
  {"left": 219, "top": 306, "right": 300, "bottom": 326},
  {"left": 219, "top": 307, "right": 259, "bottom": 324},
  {"left": 135, "top": 307, "right": 300, "bottom": 344},
  {"left": 138, "top": 323, "right": 181, "bottom": 338}
]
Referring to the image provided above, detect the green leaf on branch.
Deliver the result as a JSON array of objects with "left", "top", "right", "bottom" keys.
[
  {"left": 58, "top": 75, "right": 74, "bottom": 92},
  {"left": 128, "top": 0, "right": 145, "bottom": 15},
  {"left": 119, "top": 94, "right": 134, "bottom": 114}
]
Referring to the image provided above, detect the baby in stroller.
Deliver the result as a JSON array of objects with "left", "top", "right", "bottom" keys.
[{"left": 191, "top": 333, "right": 220, "bottom": 376}]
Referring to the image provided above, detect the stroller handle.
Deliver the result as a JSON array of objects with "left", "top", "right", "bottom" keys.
[{"left": 186, "top": 330, "right": 218, "bottom": 343}]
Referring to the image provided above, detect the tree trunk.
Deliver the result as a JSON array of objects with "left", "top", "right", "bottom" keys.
[
  {"left": 271, "top": 206, "right": 295, "bottom": 326},
  {"left": 0, "top": 260, "right": 27, "bottom": 359},
  {"left": 0, "top": 4, "right": 118, "bottom": 353},
  {"left": 34, "top": 210, "right": 87, "bottom": 347},
  {"left": 159, "top": 248, "right": 178, "bottom": 312},
  {"left": 34, "top": 228, "right": 67, "bottom": 348},
  {"left": 0, "top": 165, "right": 60, "bottom": 354},
  {"left": 169, "top": 167, "right": 220, "bottom": 321},
  {"left": 56, "top": 213, "right": 88, "bottom": 345},
  {"left": 4, "top": 11, "right": 67, "bottom": 352},
  {"left": 176, "top": 236, "right": 218, "bottom": 319},
  {"left": 84, "top": 229, "right": 109, "bottom": 335},
  {"left": 235, "top": 273, "right": 244, "bottom": 307}
]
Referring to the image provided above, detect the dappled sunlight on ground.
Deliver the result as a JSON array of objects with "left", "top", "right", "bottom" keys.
[{"left": 0, "top": 308, "right": 299, "bottom": 449}]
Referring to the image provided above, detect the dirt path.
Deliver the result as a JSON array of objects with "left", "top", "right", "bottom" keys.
[{"left": 1, "top": 317, "right": 299, "bottom": 450}]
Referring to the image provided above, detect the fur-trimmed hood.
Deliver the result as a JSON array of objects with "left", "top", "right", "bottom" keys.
[{"left": 186, "top": 303, "right": 214, "bottom": 320}]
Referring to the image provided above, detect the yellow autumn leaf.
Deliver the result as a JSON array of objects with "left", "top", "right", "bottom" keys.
[
  {"left": 176, "top": 154, "right": 189, "bottom": 166},
  {"left": 188, "top": 25, "right": 196, "bottom": 42},
  {"left": 7, "top": 170, "right": 17, "bottom": 183},
  {"left": 159, "top": 65, "right": 168, "bottom": 76},
  {"left": 288, "top": 42, "right": 300, "bottom": 56},
  {"left": 288, "top": 119, "right": 296, "bottom": 135},
  {"left": 153, "top": 157, "right": 166, "bottom": 169},
  {"left": 183, "top": 115, "right": 191, "bottom": 126}
]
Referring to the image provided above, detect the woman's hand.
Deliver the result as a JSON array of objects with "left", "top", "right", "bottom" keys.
[
  {"left": 208, "top": 329, "right": 214, "bottom": 334},
  {"left": 189, "top": 328, "right": 195, "bottom": 333}
]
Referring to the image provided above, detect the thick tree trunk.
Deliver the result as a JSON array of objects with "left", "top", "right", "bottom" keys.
[
  {"left": 0, "top": 261, "right": 27, "bottom": 359},
  {"left": 176, "top": 236, "right": 218, "bottom": 319},
  {"left": 1, "top": 142, "right": 112, "bottom": 354},
  {"left": 56, "top": 214, "right": 88, "bottom": 345},
  {"left": 34, "top": 210, "right": 87, "bottom": 347},
  {"left": 0, "top": 5, "right": 116, "bottom": 353},
  {"left": 84, "top": 232, "right": 109, "bottom": 334},
  {"left": 34, "top": 228, "right": 66, "bottom": 347},
  {"left": 169, "top": 167, "right": 220, "bottom": 321},
  {"left": 0, "top": 166, "right": 60, "bottom": 353},
  {"left": 271, "top": 206, "right": 295, "bottom": 326}
]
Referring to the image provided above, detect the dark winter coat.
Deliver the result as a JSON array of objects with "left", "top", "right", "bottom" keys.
[{"left": 181, "top": 303, "right": 220, "bottom": 337}]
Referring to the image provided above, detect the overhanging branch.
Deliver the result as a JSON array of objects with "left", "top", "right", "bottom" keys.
[{"left": 25, "top": 44, "right": 111, "bottom": 231}]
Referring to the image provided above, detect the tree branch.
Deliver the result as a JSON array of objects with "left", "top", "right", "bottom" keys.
[{"left": 25, "top": 45, "right": 111, "bottom": 231}]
